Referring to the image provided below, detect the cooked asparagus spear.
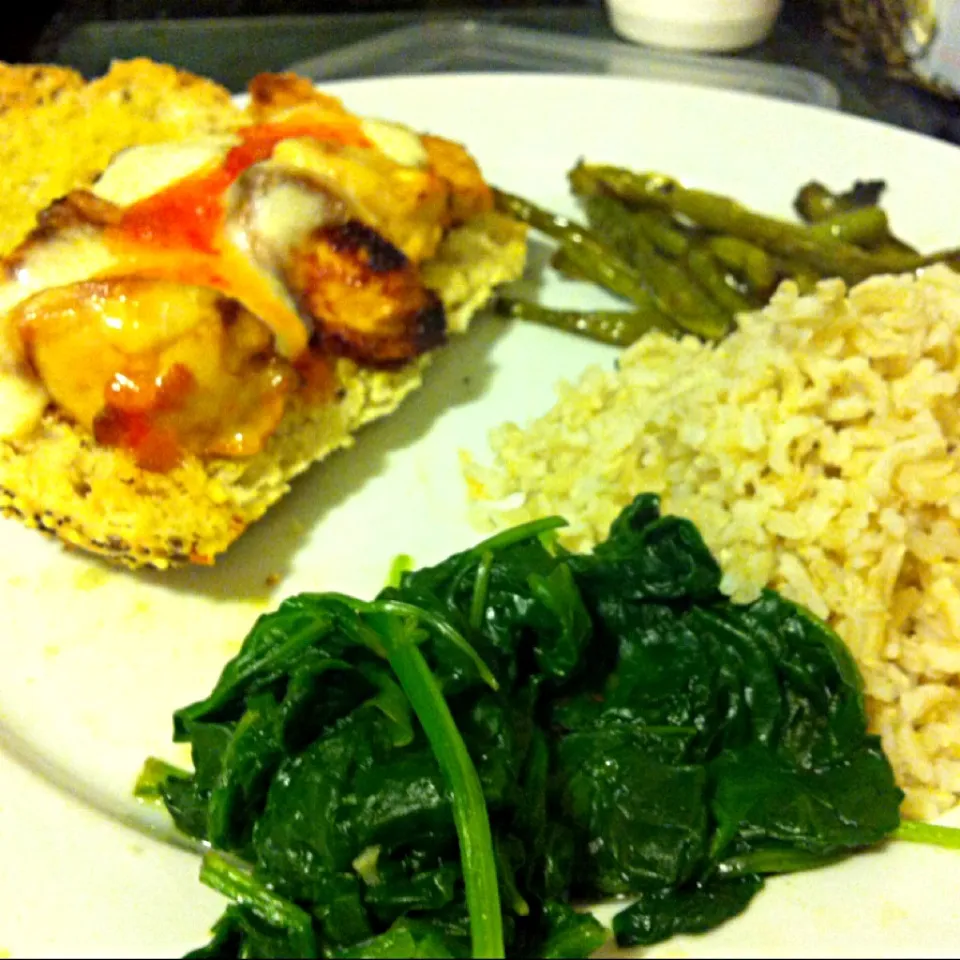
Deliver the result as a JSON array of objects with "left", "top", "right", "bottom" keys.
[
  {"left": 580, "top": 193, "right": 732, "bottom": 338},
  {"left": 794, "top": 179, "right": 918, "bottom": 255},
  {"left": 550, "top": 247, "right": 590, "bottom": 281},
  {"left": 572, "top": 163, "right": 955, "bottom": 282},
  {"left": 793, "top": 180, "right": 885, "bottom": 222},
  {"left": 494, "top": 296, "right": 677, "bottom": 346},
  {"left": 493, "top": 188, "right": 670, "bottom": 319},
  {"left": 686, "top": 244, "right": 754, "bottom": 315},
  {"left": 707, "top": 236, "right": 778, "bottom": 300},
  {"left": 494, "top": 188, "right": 729, "bottom": 339},
  {"left": 632, "top": 207, "right": 691, "bottom": 258},
  {"left": 807, "top": 207, "right": 891, "bottom": 248}
]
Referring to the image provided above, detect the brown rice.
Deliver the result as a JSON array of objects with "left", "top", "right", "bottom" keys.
[{"left": 463, "top": 264, "right": 960, "bottom": 820}]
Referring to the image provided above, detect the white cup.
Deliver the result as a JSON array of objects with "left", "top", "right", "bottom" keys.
[{"left": 606, "top": 0, "right": 785, "bottom": 53}]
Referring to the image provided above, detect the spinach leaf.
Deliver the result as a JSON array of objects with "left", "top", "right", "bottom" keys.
[
  {"left": 556, "top": 725, "right": 709, "bottom": 896},
  {"left": 207, "top": 694, "right": 285, "bottom": 853},
  {"left": 143, "top": 492, "right": 937, "bottom": 959},
  {"left": 527, "top": 564, "right": 592, "bottom": 682},
  {"left": 252, "top": 713, "right": 381, "bottom": 887},
  {"left": 173, "top": 597, "right": 342, "bottom": 736},
  {"left": 710, "top": 742, "right": 902, "bottom": 862},
  {"left": 362, "top": 861, "right": 461, "bottom": 925},
  {"left": 158, "top": 722, "right": 233, "bottom": 843},
  {"left": 537, "top": 902, "right": 609, "bottom": 959},
  {"left": 612, "top": 875, "right": 762, "bottom": 948},
  {"left": 570, "top": 493, "right": 722, "bottom": 603}
]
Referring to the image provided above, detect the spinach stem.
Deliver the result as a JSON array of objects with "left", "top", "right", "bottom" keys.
[
  {"left": 466, "top": 516, "right": 567, "bottom": 558},
  {"left": 893, "top": 820, "right": 960, "bottom": 850},
  {"left": 717, "top": 849, "right": 845, "bottom": 878},
  {"left": 379, "top": 630, "right": 505, "bottom": 960},
  {"left": 199, "top": 850, "right": 317, "bottom": 956},
  {"left": 374, "top": 599, "right": 500, "bottom": 691},
  {"left": 386, "top": 553, "right": 414, "bottom": 588},
  {"left": 133, "top": 757, "right": 192, "bottom": 799},
  {"left": 175, "top": 613, "right": 337, "bottom": 733},
  {"left": 469, "top": 551, "right": 494, "bottom": 631}
]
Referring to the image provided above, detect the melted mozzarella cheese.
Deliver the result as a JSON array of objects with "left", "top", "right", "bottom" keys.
[
  {"left": 359, "top": 119, "right": 428, "bottom": 168},
  {"left": 0, "top": 228, "right": 116, "bottom": 319},
  {"left": 92, "top": 136, "right": 238, "bottom": 206},
  {"left": 0, "top": 225, "right": 119, "bottom": 438},
  {"left": 270, "top": 137, "right": 447, "bottom": 263},
  {"left": 227, "top": 162, "right": 343, "bottom": 268},
  {"left": 0, "top": 119, "right": 435, "bottom": 441}
]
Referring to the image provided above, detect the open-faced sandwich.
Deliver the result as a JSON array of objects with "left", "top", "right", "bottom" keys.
[{"left": 0, "top": 62, "right": 526, "bottom": 568}]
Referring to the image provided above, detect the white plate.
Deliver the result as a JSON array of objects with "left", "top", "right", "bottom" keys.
[{"left": 2, "top": 73, "right": 960, "bottom": 959}]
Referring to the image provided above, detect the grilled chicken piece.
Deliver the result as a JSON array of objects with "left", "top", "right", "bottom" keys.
[
  {"left": 14, "top": 278, "right": 295, "bottom": 470},
  {"left": 0, "top": 90, "right": 499, "bottom": 466},
  {"left": 421, "top": 134, "right": 494, "bottom": 226},
  {"left": 270, "top": 137, "right": 450, "bottom": 264},
  {"left": 0, "top": 184, "right": 317, "bottom": 361},
  {"left": 0, "top": 153, "right": 450, "bottom": 460},
  {"left": 287, "top": 220, "right": 445, "bottom": 365},
  {"left": 247, "top": 73, "right": 350, "bottom": 122}
]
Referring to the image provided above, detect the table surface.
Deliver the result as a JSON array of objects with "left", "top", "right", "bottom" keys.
[{"left": 32, "top": 3, "right": 960, "bottom": 146}]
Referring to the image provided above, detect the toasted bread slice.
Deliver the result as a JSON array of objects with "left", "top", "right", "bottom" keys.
[
  {"left": 0, "top": 60, "right": 243, "bottom": 257},
  {"left": 0, "top": 63, "right": 526, "bottom": 567},
  {"left": 0, "top": 212, "right": 525, "bottom": 568},
  {"left": 0, "top": 63, "right": 84, "bottom": 113}
]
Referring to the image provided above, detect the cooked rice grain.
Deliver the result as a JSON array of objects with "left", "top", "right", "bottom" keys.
[{"left": 463, "top": 265, "right": 960, "bottom": 820}]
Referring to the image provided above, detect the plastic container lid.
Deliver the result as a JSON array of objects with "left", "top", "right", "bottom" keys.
[{"left": 285, "top": 21, "right": 839, "bottom": 108}]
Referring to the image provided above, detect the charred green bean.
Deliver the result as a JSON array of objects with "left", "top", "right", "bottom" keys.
[
  {"left": 793, "top": 179, "right": 885, "bottom": 222},
  {"left": 685, "top": 245, "right": 754, "bottom": 316},
  {"left": 571, "top": 163, "right": 938, "bottom": 282},
  {"left": 493, "top": 188, "right": 671, "bottom": 320},
  {"left": 582, "top": 194, "right": 731, "bottom": 339},
  {"left": 494, "top": 296, "right": 677, "bottom": 346},
  {"left": 707, "top": 236, "right": 778, "bottom": 299}
]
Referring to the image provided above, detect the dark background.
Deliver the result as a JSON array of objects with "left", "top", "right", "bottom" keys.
[
  {"left": 5, "top": 1, "right": 598, "bottom": 64},
  {"left": 5, "top": 1, "right": 960, "bottom": 146}
]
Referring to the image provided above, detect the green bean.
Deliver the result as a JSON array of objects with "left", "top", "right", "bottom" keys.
[
  {"left": 493, "top": 188, "right": 671, "bottom": 321},
  {"left": 793, "top": 179, "right": 885, "bottom": 222},
  {"left": 550, "top": 247, "right": 590, "bottom": 281},
  {"left": 685, "top": 245, "right": 754, "bottom": 316},
  {"left": 808, "top": 207, "right": 891, "bottom": 247},
  {"left": 577, "top": 192, "right": 636, "bottom": 260},
  {"left": 582, "top": 194, "right": 731, "bottom": 339},
  {"left": 794, "top": 180, "right": 918, "bottom": 255},
  {"left": 632, "top": 208, "right": 691, "bottom": 258},
  {"left": 772, "top": 258, "right": 822, "bottom": 294},
  {"left": 571, "top": 163, "right": 942, "bottom": 282},
  {"left": 494, "top": 296, "right": 677, "bottom": 346},
  {"left": 707, "top": 236, "right": 778, "bottom": 298}
]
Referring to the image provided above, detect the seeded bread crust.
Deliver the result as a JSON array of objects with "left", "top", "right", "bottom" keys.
[{"left": 0, "top": 62, "right": 526, "bottom": 567}]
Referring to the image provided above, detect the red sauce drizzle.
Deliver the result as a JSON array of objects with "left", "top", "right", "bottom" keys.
[
  {"left": 91, "top": 117, "right": 370, "bottom": 470},
  {"left": 95, "top": 363, "right": 197, "bottom": 472},
  {"left": 115, "top": 119, "right": 371, "bottom": 253}
]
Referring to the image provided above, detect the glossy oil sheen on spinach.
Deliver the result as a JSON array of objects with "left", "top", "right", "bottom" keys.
[{"left": 141, "top": 493, "right": 906, "bottom": 958}]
